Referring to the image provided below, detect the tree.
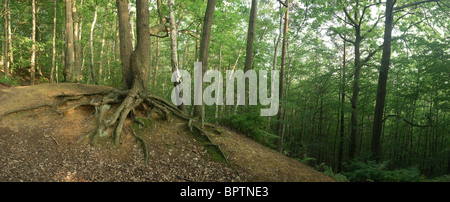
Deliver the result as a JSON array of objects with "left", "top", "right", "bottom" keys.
[
  {"left": 371, "top": 0, "right": 441, "bottom": 161},
  {"left": 89, "top": 2, "right": 98, "bottom": 84},
  {"left": 64, "top": 0, "right": 75, "bottom": 82},
  {"left": 244, "top": 0, "right": 258, "bottom": 75},
  {"left": 30, "top": 0, "right": 36, "bottom": 85},
  {"left": 72, "top": 0, "right": 82, "bottom": 82},
  {"left": 50, "top": 0, "right": 57, "bottom": 83},
  {"left": 3, "top": 0, "right": 10, "bottom": 77},
  {"left": 168, "top": 0, "right": 183, "bottom": 111},
  {"left": 276, "top": 0, "right": 289, "bottom": 153},
  {"left": 193, "top": 0, "right": 217, "bottom": 128},
  {"left": 334, "top": 1, "right": 382, "bottom": 160},
  {"left": 116, "top": 0, "right": 133, "bottom": 90}
]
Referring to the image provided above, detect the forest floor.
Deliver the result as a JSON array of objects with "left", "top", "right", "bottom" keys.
[{"left": 0, "top": 83, "right": 334, "bottom": 182}]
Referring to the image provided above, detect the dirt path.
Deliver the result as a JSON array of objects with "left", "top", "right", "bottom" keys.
[{"left": 0, "top": 84, "right": 334, "bottom": 182}]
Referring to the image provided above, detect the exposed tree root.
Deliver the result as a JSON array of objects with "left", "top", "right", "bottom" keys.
[
  {"left": 55, "top": 88, "right": 229, "bottom": 165},
  {"left": 0, "top": 103, "right": 54, "bottom": 121}
]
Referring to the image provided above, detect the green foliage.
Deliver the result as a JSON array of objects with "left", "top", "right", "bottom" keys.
[
  {"left": 0, "top": 76, "right": 19, "bottom": 86},
  {"left": 315, "top": 163, "right": 349, "bottom": 182},
  {"left": 218, "top": 109, "right": 278, "bottom": 149},
  {"left": 343, "top": 161, "right": 422, "bottom": 182},
  {"left": 297, "top": 154, "right": 317, "bottom": 167},
  {"left": 427, "top": 175, "right": 450, "bottom": 182}
]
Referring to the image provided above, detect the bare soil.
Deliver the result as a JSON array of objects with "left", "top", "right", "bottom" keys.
[{"left": 0, "top": 83, "right": 334, "bottom": 182}]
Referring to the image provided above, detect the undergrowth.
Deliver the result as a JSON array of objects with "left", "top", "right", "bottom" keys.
[{"left": 217, "top": 108, "right": 279, "bottom": 150}]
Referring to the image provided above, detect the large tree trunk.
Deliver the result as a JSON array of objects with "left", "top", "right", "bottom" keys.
[
  {"left": 64, "top": 0, "right": 76, "bottom": 82},
  {"left": 30, "top": 0, "right": 36, "bottom": 85},
  {"left": 371, "top": 0, "right": 395, "bottom": 161},
  {"left": 276, "top": 0, "right": 289, "bottom": 153},
  {"left": 193, "top": 0, "right": 217, "bottom": 127},
  {"left": 244, "top": 0, "right": 258, "bottom": 73},
  {"left": 130, "top": 0, "right": 151, "bottom": 92},
  {"left": 116, "top": 0, "right": 134, "bottom": 90}
]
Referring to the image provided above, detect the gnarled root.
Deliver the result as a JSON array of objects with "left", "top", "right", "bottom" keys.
[{"left": 57, "top": 87, "right": 228, "bottom": 164}]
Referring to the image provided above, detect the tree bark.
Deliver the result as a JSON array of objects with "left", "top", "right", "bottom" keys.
[
  {"left": 99, "top": 4, "right": 109, "bottom": 83},
  {"left": 7, "top": 0, "right": 13, "bottom": 70},
  {"left": 89, "top": 2, "right": 98, "bottom": 84},
  {"left": 168, "top": 0, "right": 184, "bottom": 111},
  {"left": 51, "top": 0, "right": 57, "bottom": 83},
  {"left": 116, "top": 0, "right": 134, "bottom": 90},
  {"left": 30, "top": 0, "right": 36, "bottom": 85},
  {"left": 64, "top": 0, "right": 75, "bottom": 82},
  {"left": 154, "top": 37, "right": 160, "bottom": 90},
  {"left": 338, "top": 14, "right": 347, "bottom": 172},
  {"left": 129, "top": 3, "right": 136, "bottom": 50},
  {"left": 130, "top": 0, "right": 151, "bottom": 92},
  {"left": 348, "top": 25, "right": 362, "bottom": 160},
  {"left": 371, "top": 0, "right": 395, "bottom": 161},
  {"left": 3, "top": 0, "right": 9, "bottom": 77},
  {"left": 193, "top": 0, "right": 217, "bottom": 127},
  {"left": 244, "top": 0, "right": 258, "bottom": 73},
  {"left": 276, "top": 0, "right": 289, "bottom": 153},
  {"left": 72, "top": 0, "right": 82, "bottom": 82}
]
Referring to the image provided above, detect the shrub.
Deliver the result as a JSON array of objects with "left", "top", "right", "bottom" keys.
[
  {"left": 218, "top": 109, "right": 278, "bottom": 149},
  {"left": 343, "top": 160, "right": 422, "bottom": 182}
]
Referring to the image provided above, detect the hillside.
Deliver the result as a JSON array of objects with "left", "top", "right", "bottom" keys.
[{"left": 0, "top": 83, "right": 334, "bottom": 182}]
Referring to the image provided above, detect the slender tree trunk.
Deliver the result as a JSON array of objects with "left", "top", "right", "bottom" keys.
[
  {"left": 129, "top": 3, "right": 136, "bottom": 50},
  {"left": 72, "top": 0, "right": 82, "bottom": 82},
  {"left": 276, "top": 0, "right": 289, "bottom": 153},
  {"left": 348, "top": 29, "right": 362, "bottom": 160},
  {"left": 7, "top": 0, "right": 13, "bottom": 69},
  {"left": 51, "top": 0, "right": 57, "bottom": 83},
  {"left": 154, "top": 37, "right": 160, "bottom": 90},
  {"left": 64, "top": 0, "right": 75, "bottom": 82},
  {"left": 90, "top": 2, "right": 98, "bottom": 84},
  {"left": 30, "top": 0, "right": 36, "bottom": 85},
  {"left": 215, "top": 44, "right": 222, "bottom": 119},
  {"left": 372, "top": 0, "right": 395, "bottom": 161},
  {"left": 168, "top": 0, "right": 184, "bottom": 111},
  {"left": 99, "top": 4, "right": 109, "bottom": 83},
  {"left": 337, "top": 14, "right": 347, "bottom": 172},
  {"left": 115, "top": 18, "right": 120, "bottom": 63},
  {"left": 3, "top": 0, "right": 9, "bottom": 77},
  {"left": 193, "top": 0, "right": 217, "bottom": 127}
]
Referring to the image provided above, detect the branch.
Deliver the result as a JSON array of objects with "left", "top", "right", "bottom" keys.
[
  {"left": 402, "top": 118, "right": 434, "bottom": 127},
  {"left": 394, "top": 0, "right": 438, "bottom": 11},
  {"left": 364, "top": 15, "right": 383, "bottom": 36},
  {"left": 334, "top": 13, "right": 355, "bottom": 27},
  {"left": 343, "top": 7, "right": 358, "bottom": 27},
  {"left": 277, "top": 0, "right": 288, "bottom": 8},
  {"left": 382, "top": 115, "right": 435, "bottom": 127},
  {"left": 337, "top": 31, "right": 356, "bottom": 45},
  {"left": 179, "top": 29, "right": 200, "bottom": 39},
  {"left": 359, "top": 1, "right": 383, "bottom": 27}
]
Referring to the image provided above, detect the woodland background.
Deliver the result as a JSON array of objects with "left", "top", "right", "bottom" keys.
[{"left": 0, "top": 0, "right": 449, "bottom": 181}]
